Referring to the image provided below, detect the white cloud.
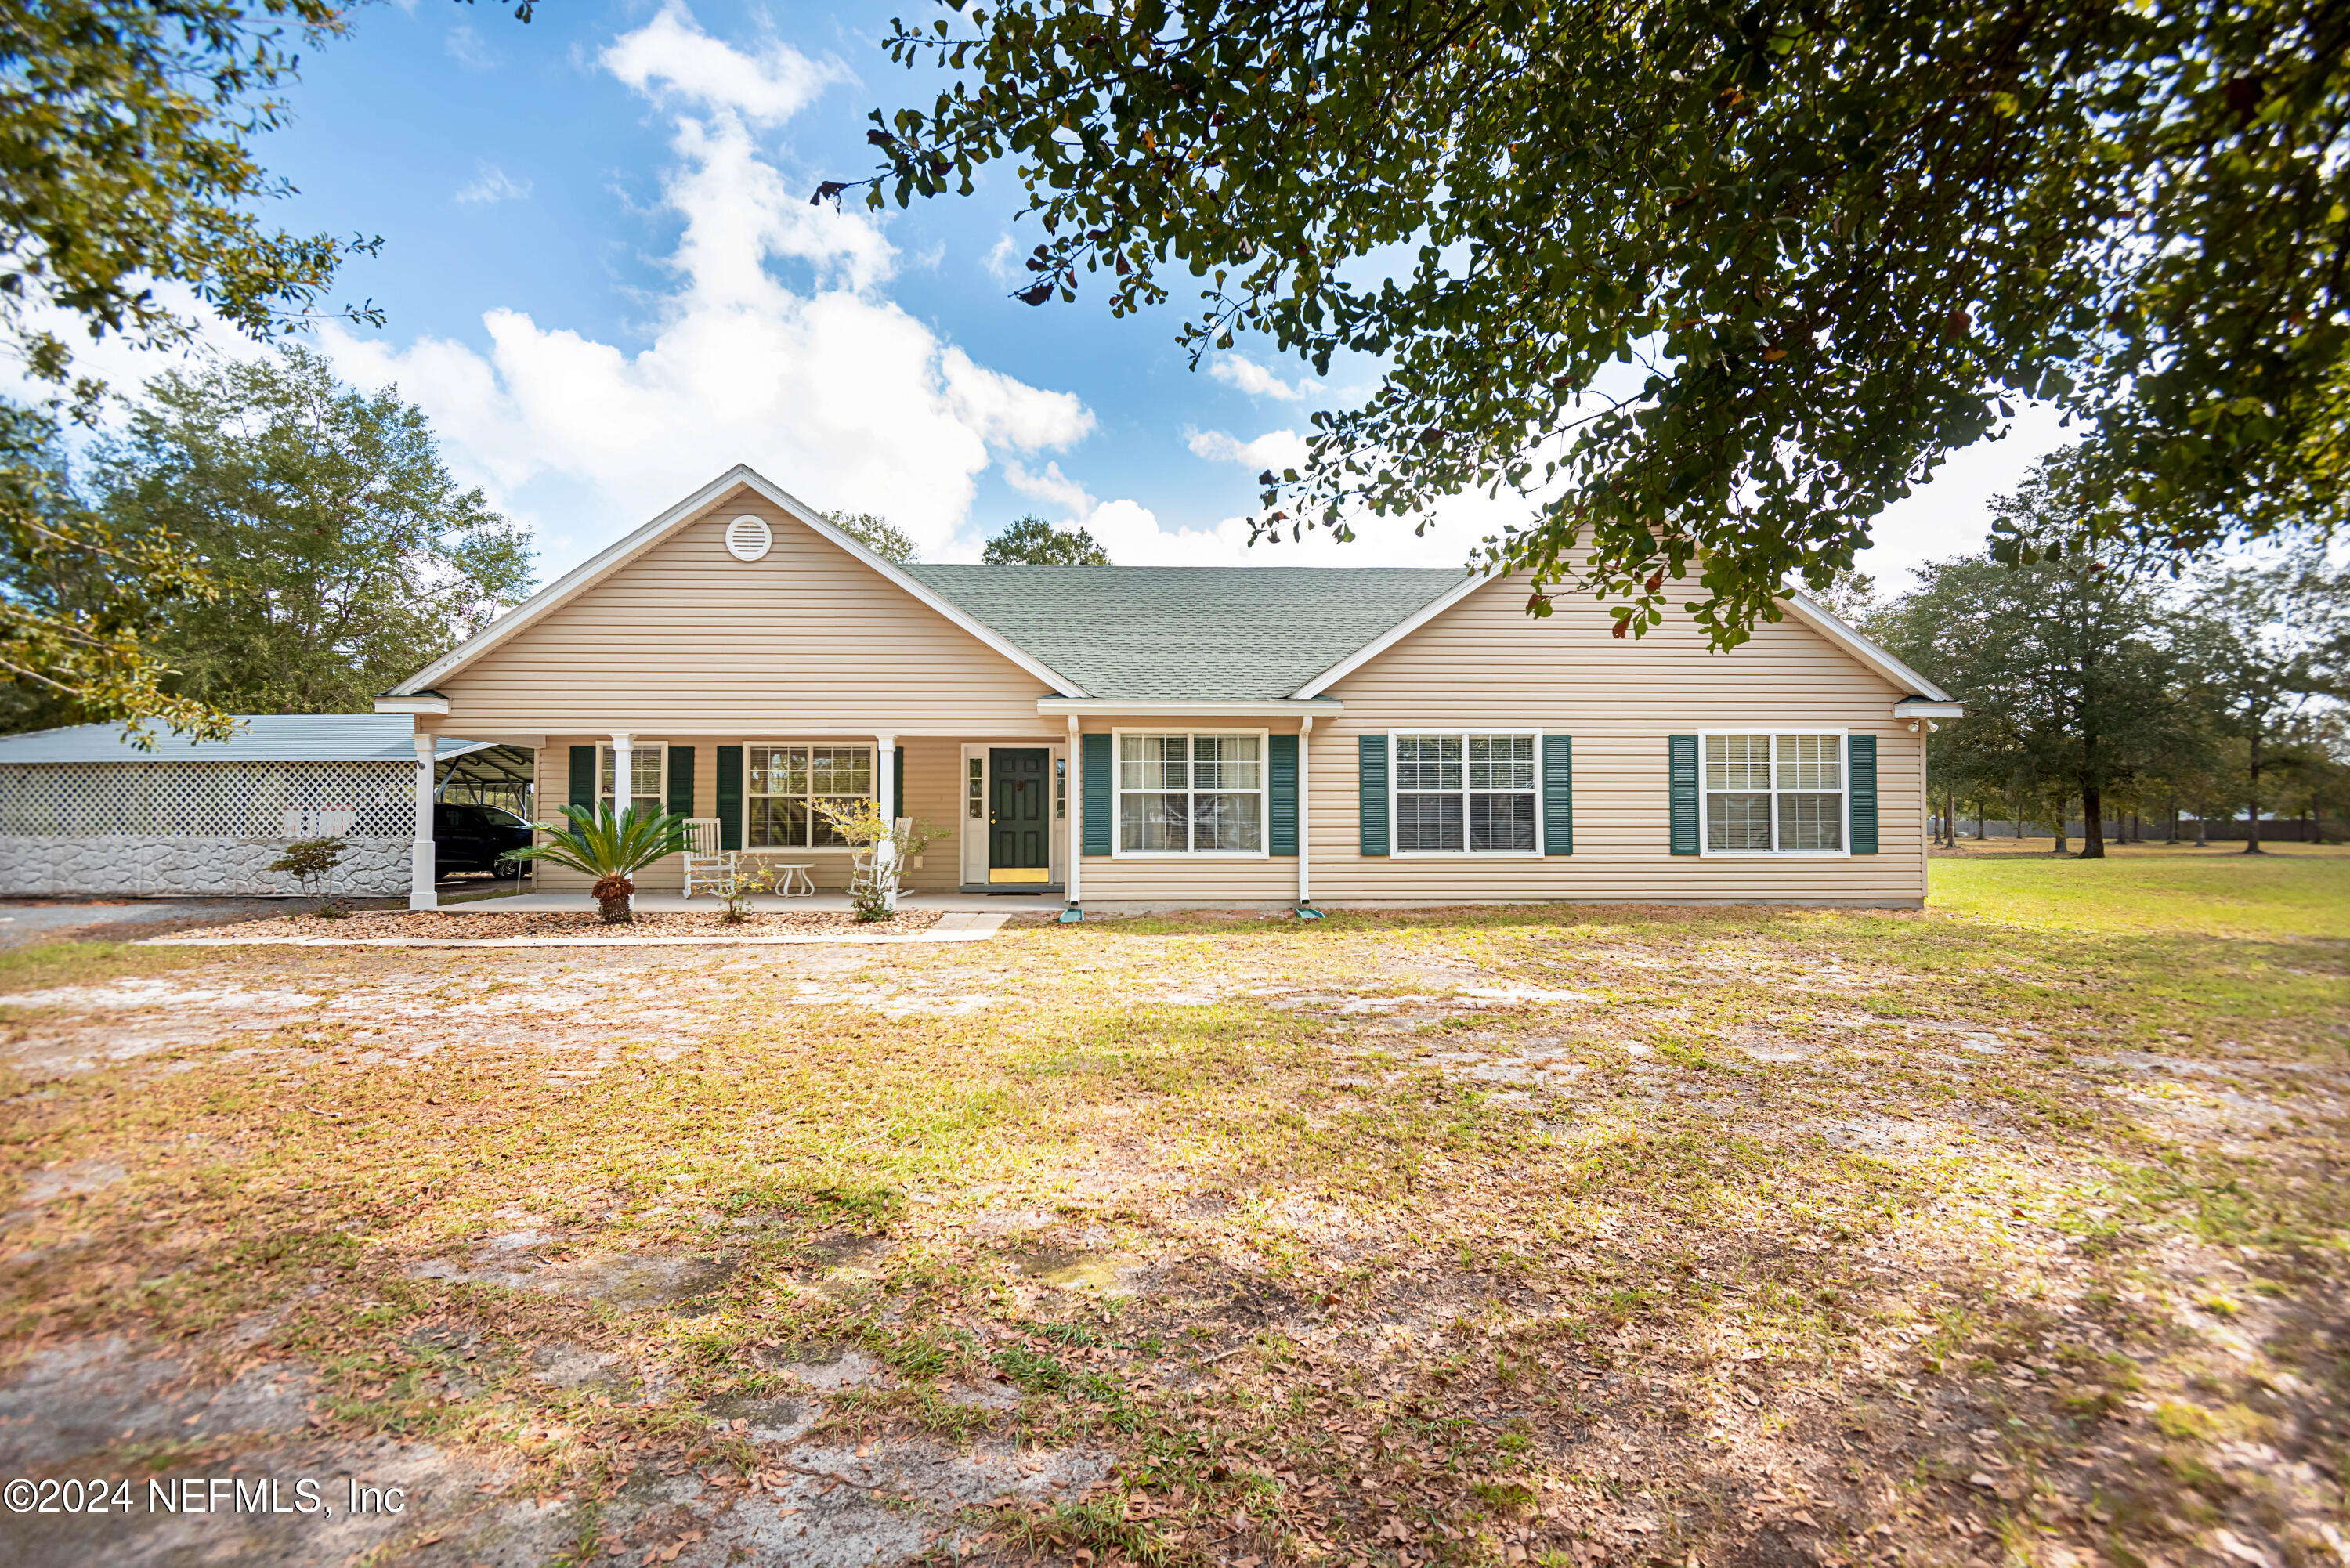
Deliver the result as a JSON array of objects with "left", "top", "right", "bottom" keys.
[
  {"left": 983, "top": 233, "right": 1025, "bottom": 287},
  {"left": 1187, "top": 427, "right": 1309, "bottom": 474},
  {"left": 445, "top": 23, "right": 495, "bottom": 70},
  {"left": 454, "top": 164, "right": 533, "bottom": 206},
  {"left": 1002, "top": 459, "right": 1097, "bottom": 520},
  {"left": 317, "top": 2, "right": 1090, "bottom": 566},
  {"left": 1856, "top": 403, "right": 2076, "bottom": 591},
  {"left": 600, "top": 1, "right": 845, "bottom": 125},
  {"left": 1208, "top": 353, "right": 1303, "bottom": 401},
  {"left": 1001, "top": 450, "right": 1480, "bottom": 569}
]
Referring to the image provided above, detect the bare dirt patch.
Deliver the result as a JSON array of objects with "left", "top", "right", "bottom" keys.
[{"left": 1, "top": 892, "right": 2344, "bottom": 1568}]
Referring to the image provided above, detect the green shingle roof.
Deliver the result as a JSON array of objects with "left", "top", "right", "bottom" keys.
[{"left": 901, "top": 565, "right": 1468, "bottom": 700}]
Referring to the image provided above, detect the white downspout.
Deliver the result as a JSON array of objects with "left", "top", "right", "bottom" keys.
[
  {"left": 410, "top": 735, "right": 438, "bottom": 911},
  {"left": 1065, "top": 714, "right": 1083, "bottom": 918}
]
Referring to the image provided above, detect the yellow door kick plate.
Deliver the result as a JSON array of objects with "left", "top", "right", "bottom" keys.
[{"left": 989, "top": 868, "right": 1050, "bottom": 884}]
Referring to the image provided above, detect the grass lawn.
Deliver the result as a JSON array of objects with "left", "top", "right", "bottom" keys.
[
  {"left": 0, "top": 854, "right": 2343, "bottom": 1568},
  {"left": 1932, "top": 840, "right": 2350, "bottom": 939}
]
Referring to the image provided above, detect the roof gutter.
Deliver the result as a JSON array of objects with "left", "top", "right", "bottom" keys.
[
  {"left": 374, "top": 691, "right": 450, "bottom": 716},
  {"left": 1037, "top": 698, "right": 1344, "bottom": 717}
]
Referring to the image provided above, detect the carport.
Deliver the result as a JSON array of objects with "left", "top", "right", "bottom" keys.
[{"left": 0, "top": 716, "right": 489, "bottom": 899}]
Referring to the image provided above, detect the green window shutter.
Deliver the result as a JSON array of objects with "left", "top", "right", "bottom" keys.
[
  {"left": 1542, "top": 734, "right": 1574, "bottom": 855},
  {"left": 1668, "top": 735, "right": 1699, "bottom": 855},
  {"left": 1358, "top": 733, "right": 1389, "bottom": 856},
  {"left": 568, "top": 745, "right": 596, "bottom": 814},
  {"left": 715, "top": 746, "right": 743, "bottom": 852},
  {"left": 1849, "top": 734, "right": 1879, "bottom": 854},
  {"left": 667, "top": 745, "right": 695, "bottom": 819},
  {"left": 1268, "top": 733, "right": 1299, "bottom": 856},
  {"left": 1082, "top": 733, "right": 1112, "bottom": 856},
  {"left": 893, "top": 746, "right": 905, "bottom": 818}
]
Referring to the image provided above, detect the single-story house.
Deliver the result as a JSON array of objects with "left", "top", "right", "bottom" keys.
[
  {"left": 0, "top": 716, "right": 502, "bottom": 898},
  {"left": 376, "top": 464, "right": 1961, "bottom": 913}
]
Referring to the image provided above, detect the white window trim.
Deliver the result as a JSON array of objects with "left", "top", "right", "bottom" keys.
[
  {"left": 1109, "top": 726, "right": 1273, "bottom": 859},
  {"left": 1388, "top": 728, "right": 1546, "bottom": 858},
  {"left": 740, "top": 739, "right": 879, "bottom": 853},
  {"left": 597, "top": 743, "right": 667, "bottom": 813},
  {"left": 1695, "top": 728, "right": 1853, "bottom": 859}
]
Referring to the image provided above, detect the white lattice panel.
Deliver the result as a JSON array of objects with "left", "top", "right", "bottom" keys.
[{"left": 0, "top": 761, "right": 414, "bottom": 838}]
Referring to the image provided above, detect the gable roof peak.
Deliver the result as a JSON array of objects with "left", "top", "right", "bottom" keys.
[{"left": 384, "top": 464, "right": 1088, "bottom": 699}]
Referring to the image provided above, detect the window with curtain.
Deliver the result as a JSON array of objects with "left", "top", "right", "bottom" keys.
[
  {"left": 1704, "top": 733, "right": 1844, "bottom": 852},
  {"left": 1116, "top": 733, "right": 1264, "bottom": 853},
  {"left": 747, "top": 745, "right": 873, "bottom": 848},
  {"left": 597, "top": 746, "right": 665, "bottom": 816},
  {"left": 1394, "top": 733, "right": 1537, "bottom": 852}
]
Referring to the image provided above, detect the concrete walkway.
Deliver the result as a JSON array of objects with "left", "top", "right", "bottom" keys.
[{"left": 143, "top": 910, "right": 1012, "bottom": 948}]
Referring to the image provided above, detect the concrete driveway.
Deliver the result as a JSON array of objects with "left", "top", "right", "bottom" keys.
[{"left": 0, "top": 898, "right": 374, "bottom": 946}]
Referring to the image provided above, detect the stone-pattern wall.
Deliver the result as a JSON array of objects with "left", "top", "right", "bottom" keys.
[{"left": 0, "top": 836, "right": 413, "bottom": 898}]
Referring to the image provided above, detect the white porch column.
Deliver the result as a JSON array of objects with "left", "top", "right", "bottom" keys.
[
  {"left": 609, "top": 732, "right": 633, "bottom": 820},
  {"left": 410, "top": 734, "right": 438, "bottom": 910},
  {"left": 1065, "top": 715, "right": 1082, "bottom": 910},
  {"left": 874, "top": 734, "right": 898, "bottom": 894},
  {"left": 1297, "top": 714, "right": 1313, "bottom": 909}
]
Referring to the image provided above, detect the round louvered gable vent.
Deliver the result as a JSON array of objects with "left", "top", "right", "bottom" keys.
[{"left": 724, "top": 515, "right": 772, "bottom": 562}]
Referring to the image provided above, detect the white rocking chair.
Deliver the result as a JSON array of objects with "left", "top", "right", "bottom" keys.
[{"left": 680, "top": 818, "right": 736, "bottom": 898}]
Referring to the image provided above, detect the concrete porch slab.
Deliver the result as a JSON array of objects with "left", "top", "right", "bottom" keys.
[{"left": 436, "top": 891, "right": 1063, "bottom": 916}]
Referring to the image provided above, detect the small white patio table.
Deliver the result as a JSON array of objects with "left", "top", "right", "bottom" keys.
[{"left": 734, "top": 849, "right": 816, "bottom": 897}]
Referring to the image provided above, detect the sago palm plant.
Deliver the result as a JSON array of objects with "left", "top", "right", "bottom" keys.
[{"left": 503, "top": 804, "right": 692, "bottom": 923}]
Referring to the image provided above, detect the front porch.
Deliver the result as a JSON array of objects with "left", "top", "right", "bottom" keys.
[
  {"left": 418, "top": 732, "right": 1077, "bottom": 909},
  {"left": 437, "top": 888, "right": 1065, "bottom": 916}
]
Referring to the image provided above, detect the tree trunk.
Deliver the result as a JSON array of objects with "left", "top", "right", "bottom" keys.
[
  {"left": 2080, "top": 784, "right": 2106, "bottom": 858},
  {"left": 2196, "top": 800, "right": 2208, "bottom": 847},
  {"left": 2244, "top": 731, "right": 2265, "bottom": 854},
  {"left": 2166, "top": 800, "right": 2179, "bottom": 844},
  {"left": 2052, "top": 798, "right": 2069, "bottom": 856}
]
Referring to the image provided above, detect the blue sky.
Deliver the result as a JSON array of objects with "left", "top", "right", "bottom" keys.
[{"left": 99, "top": 0, "right": 2070, "bottom": 587}]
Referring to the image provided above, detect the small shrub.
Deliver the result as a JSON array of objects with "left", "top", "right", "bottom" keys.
[{"left": 268, "top": 836, "right": 348, "bottom": 912}]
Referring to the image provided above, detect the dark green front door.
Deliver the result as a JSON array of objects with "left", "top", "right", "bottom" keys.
[{"left": 989, "top": 748, "right": 1050, "bottom": 880}]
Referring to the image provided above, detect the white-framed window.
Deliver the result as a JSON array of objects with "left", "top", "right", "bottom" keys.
[
  {"left": 747, "top": 744, "right": 873, "bottom": 849},
  {"left": 1701, "top": 732, "right": 1849, "bottom": 854},
  {"left": 1114, "top": 731, "right": 1267, "bottom": 855},
  {"left": 1392, "top": 731, "right": 1541, "bottom": 854},
  {"left": 598, "top": 746, "right": 666, "bottom": 816}
]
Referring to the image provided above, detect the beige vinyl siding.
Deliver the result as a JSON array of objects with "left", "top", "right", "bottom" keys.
[
  {"left": 435, "top": 490, "right": 1050, "bottom": 735},
  {"left": 1075, "top": 717, "right": 1304, "bottom": 909},
  {"left": 526, "top": 737, "right": 971, "bottom": 894},
  {"left": 1311, "top": 573, "right": 1927, "bottom": 907}
]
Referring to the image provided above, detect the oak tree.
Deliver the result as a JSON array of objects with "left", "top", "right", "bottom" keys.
[{"left": 841, "top": 0, "right": 2350, "bottom": 645}]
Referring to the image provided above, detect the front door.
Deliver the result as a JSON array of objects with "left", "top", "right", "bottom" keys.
[{"left": 989, "top": 748, "right": 1050, "bottom": 883}]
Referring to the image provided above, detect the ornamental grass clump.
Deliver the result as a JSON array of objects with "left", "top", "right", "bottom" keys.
[{"left": 504, "top": 804, "right": 692, "bottom": 923}]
